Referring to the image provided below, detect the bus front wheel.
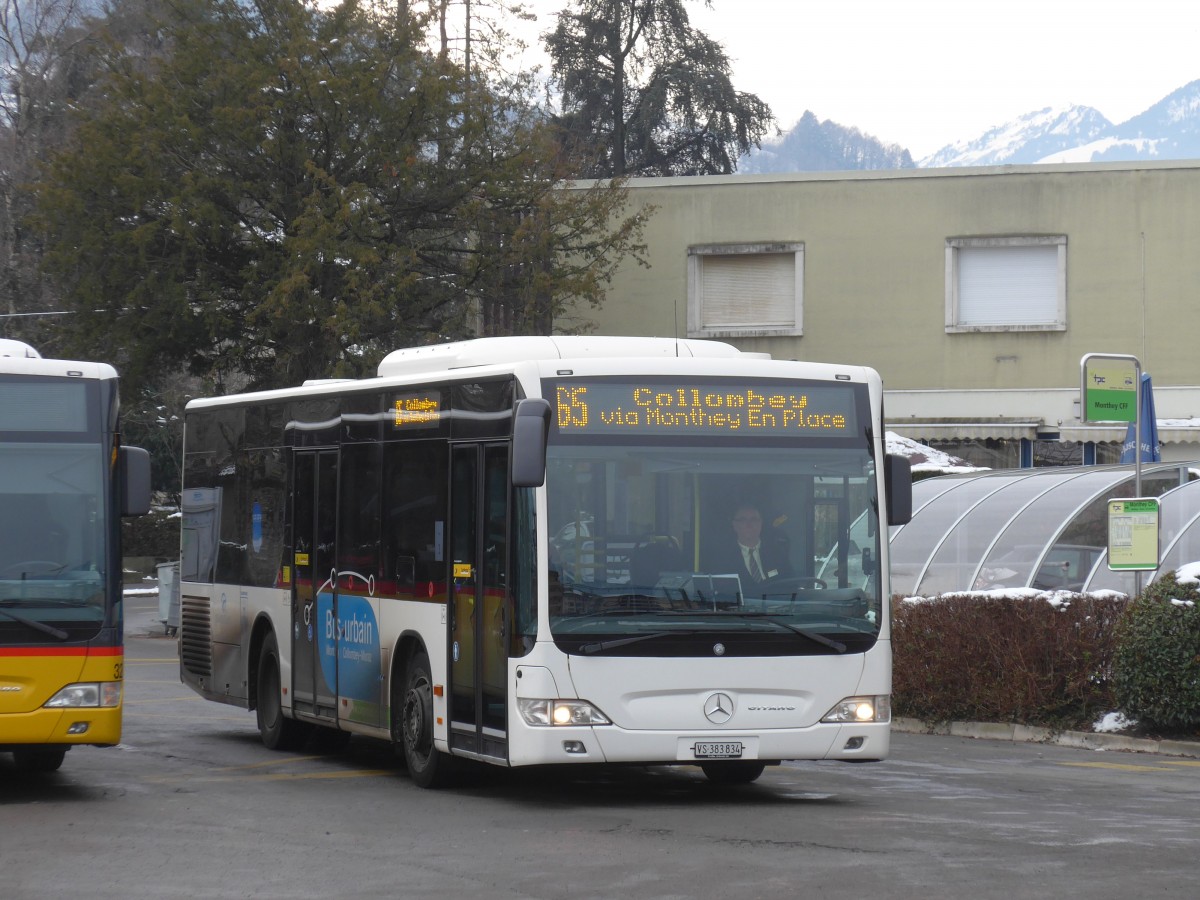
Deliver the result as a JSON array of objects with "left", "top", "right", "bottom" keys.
[
  {"left": 256, "top": 633, "right": 310, "bottom": 752},
  {"left": 396, "top": 651, "right": 453, "bottom": 788},
  {"left": 701, "top": 761, "right": 767, "bottom": 784},
  {"left": 13, "top": 748, "right": 66, "bottom": 772}
]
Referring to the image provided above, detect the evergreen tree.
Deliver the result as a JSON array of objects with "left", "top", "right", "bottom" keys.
[
  {"left": 545, "top": 0, "right": 773, "bottom": 177},
  {"left": 33, "top": 0, "right": 646, "bottom": 391}
]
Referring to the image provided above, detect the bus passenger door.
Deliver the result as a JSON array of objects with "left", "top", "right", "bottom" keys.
[
  {"left": 291, "top": 449, "right": 339, "bottom": 720},
  {"left": 448, "top": 443, "right": 510, "bottom": 761}
]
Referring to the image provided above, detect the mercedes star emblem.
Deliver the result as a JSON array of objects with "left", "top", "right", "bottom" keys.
[{"left": 704, "top": 692, "right": 734, "bottom": 725}]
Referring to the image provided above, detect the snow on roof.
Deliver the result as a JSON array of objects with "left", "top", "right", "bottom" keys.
[{"left": 886, "top": 431, "right": 990, "bottom": 475}]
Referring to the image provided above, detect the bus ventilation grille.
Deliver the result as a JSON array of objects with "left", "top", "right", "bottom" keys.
[{"left": 180, "top": 595, "right": 213, "bottom": 678}]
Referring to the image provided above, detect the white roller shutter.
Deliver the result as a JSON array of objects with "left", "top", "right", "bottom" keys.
[
  {"left": 958, "top": 244, "right": 1059, "bottom": 326},
  {"left": 700, "top": 253, "right": 795, "bottom": 328},
  {"left": 688, "top": 244, "right": 803, "bottom": 337}
]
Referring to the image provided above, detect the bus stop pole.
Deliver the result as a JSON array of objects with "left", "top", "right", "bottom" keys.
[{"left": 1134, "top": 373, "right": 1142, "bottom": 597}]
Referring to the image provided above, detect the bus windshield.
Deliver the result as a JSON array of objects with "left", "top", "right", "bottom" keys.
[
  {"left": 0, "top": 442, "right": 108, "bottom": 638},
  {"left": 545, "top": 441, "right": 881, "bottom": 654}
]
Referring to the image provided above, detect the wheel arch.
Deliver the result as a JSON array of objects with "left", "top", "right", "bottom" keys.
[
  {"left": 247, "top": 613, "right": 278, "bottom": 712},
  {"left": 390, "top": 630, "right": 428, "bottom": 701}
]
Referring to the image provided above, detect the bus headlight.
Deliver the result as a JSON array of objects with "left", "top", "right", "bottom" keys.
[
  {"left": 44, "top": 682, "right": 122, "bottom": 709},
  {"left": 821, "top": 695, "right": 890, "bottom": 724},
  {"left": 517, "top": 698, "right": 611, "bottom": 727}
]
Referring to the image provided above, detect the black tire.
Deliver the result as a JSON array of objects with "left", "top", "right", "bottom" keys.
[
  {"left": 13, "top": 748, "right": 66, "bottom": 772},
  {"left": 395, "top": 651, "right": 453, "bottom": 788},
  {"left": 701, "top": 760, "right": 767, "bottom": 784},
  {"left": 256, "top": 633, "right": 311, "bottom": 752}
]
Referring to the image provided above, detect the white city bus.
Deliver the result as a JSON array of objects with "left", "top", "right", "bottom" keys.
[{"left": 178, "top": 336, "right": 911, "bottom": 786}]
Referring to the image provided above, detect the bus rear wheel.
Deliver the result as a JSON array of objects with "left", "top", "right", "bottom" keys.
[
  {"left": 13, "top": 748, "right": 66, "bottom": 772},
  {"left": 256, "top": 632, "right": 310, "bottom": 752},
  {"left": 701, "top": 761, "right": 766, "bottom": 784},
  {"left": 396, "top": 651, "right": 453, "bottom": 788}
]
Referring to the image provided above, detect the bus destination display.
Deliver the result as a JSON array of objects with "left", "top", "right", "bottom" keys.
[
  {"left": 392, "top": 391, "right": 442, "bottom": 429},
  {"left": 0, "top": 379, "right": 89, "bottom": 433},
  {"left": 552, "top": 381, "right": 858, "bottom": 437}
]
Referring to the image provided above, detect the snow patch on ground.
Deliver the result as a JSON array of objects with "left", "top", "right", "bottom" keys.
[{"left": 1094, "top": 712, "right": 1137, "bottom": 733}]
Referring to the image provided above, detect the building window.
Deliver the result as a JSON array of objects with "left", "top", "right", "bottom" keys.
[
  {"left": 945, "top": 236, "right": 1066, "bottom": 332},
  {"left": 687, "top": 243, "right": 803, "bottom": 338}
]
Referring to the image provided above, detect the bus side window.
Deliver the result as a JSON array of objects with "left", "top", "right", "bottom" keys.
[{"left": 382, "top": 440, "right": 447, "bottom": 599}]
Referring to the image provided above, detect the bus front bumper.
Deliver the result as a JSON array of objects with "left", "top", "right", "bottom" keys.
[
  {"left": 0, "top": 705, "right": 122, "bottom": 748},
  {"left": 507, "top": 721, "right": 890, "bottom": 768}
]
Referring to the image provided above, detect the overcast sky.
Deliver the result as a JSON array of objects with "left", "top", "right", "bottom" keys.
[{"left": 508, "top": 0, "right": 1200, "bottom": 160}]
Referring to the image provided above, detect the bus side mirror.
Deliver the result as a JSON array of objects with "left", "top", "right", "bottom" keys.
[
  {"left": 512, "top": 398, "right": 552, "bottom": 488},
  {"left": 885, "top": 453, "right": 912, "bottom": 526},
  {"left": 121, "top": 445, "right": 152, "bottom": 516}
]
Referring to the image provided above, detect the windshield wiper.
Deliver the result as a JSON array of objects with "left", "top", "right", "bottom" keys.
[
  {"left": 0, "top": 606, "right": 70, "bottom": 641},
  {"left": 720, "top": 613, "right": 847, "bottom": 654},
  {"left": 578, "top": 629, "right": 701, "bottom": 655}
]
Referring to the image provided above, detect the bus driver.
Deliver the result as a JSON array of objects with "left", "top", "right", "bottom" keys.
[{"left": 724, "top": 502, "right": 793, "bottom": 586}]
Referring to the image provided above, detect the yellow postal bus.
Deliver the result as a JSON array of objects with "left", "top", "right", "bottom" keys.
[{"left": 0, "top": 341, "right": 150, "bottom": 771}]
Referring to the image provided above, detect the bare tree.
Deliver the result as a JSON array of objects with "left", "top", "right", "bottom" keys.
[{"left": 0, "top": 0, "right": 92, "bottom": 339}]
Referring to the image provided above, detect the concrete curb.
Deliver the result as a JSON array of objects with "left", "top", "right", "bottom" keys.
[{"left": 893, "top": 716, "right": 1200, "bottom": 759}]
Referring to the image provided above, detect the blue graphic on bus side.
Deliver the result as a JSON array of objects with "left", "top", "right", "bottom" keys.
[
  {"left": 252, "top": 502, "right": 263, "bottom": 552},
  {"left": 316, "top": 592, "right": 380, "bottom": 701}
]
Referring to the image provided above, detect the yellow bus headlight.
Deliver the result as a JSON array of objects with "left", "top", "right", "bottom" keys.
[{"left": 44, "top": 682, "right": 122, "bottom": 708}]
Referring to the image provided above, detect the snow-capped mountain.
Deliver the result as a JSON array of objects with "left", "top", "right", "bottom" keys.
[
  {"left": 739, "top": 80, "right": 1200, "bottom": 173},
  {"left": 922, "top": 80, "right": 1200, "bottom": 167},
  {"left": 1040, "top": 81, "right": 1200, "bottom": 164},
  {"left": 918, "top": 105, "right": 1112, "bottom": 168}
]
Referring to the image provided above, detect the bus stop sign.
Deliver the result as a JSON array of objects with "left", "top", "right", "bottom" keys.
[{"left": 1081, "top": 354, "right": 1139, "bottom": 424}]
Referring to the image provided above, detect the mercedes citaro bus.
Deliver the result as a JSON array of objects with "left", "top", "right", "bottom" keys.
[{"left": 179, "top": 337, "right": 910, "bottom": 786}]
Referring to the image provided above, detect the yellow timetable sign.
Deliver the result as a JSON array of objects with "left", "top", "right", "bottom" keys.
[{"left": 1108, "top": 498, "right": 1160, "bottom": 571}]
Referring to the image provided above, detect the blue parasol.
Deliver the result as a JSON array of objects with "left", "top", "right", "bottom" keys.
[{"left": 1120, "top": 372, "right": 1161, "bottom": 463}]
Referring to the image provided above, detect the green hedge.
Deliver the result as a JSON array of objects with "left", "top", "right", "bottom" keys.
[
  {"left": 1112, "top": 572, "right": 1200, "bottom": 731},
  {"left": 892, "top": 593, "right": 1128, "bottom": 730}
]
